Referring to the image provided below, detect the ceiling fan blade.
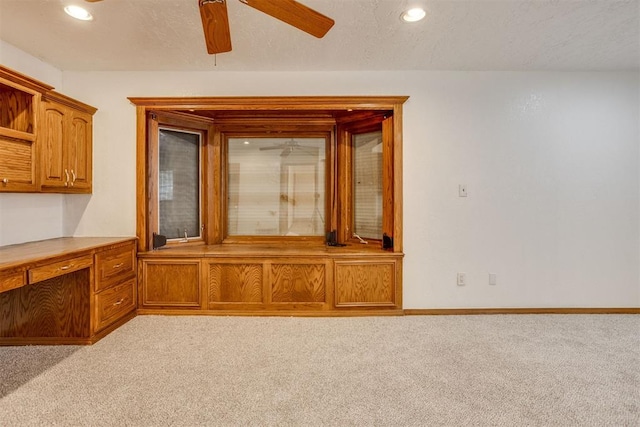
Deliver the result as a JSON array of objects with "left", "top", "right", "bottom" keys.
[
  {"left": 242, "top": 0, "right": 334, "bottom": 38},
  {"left": 199, "top": 0, "right": 232, "bottom": 54}
]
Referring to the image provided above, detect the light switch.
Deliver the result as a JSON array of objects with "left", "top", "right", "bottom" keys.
[{"left": 459, "top": 184, "right": 467, "bottom": 197}]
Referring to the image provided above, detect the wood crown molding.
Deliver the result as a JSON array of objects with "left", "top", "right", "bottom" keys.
[
  {"left": 128, "top": 96, "right": 409, "bottom": 110},
  {"left": 0, "top": 65, "right": 54, "bottom": 93},
  {"left": 42, "top": 90, "right": 98, "bottom": 114}
]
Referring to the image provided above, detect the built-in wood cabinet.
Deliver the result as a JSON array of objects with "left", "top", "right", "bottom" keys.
[
  {"left": 334, "top": 260, "right": 398, "bottom": 307},
  {"left": 0, "top": 65, "right": 96, "bottom": 193},
  {"left": 40, "top": 92, "right": 95, "bottom": 192},
  {"left": 0, "top": 66, "right": 52, "bottom": 192},
  {"left": 0, "top": 237, "right": 137, "bottom": 345},
  {"left": 138, "top": 245, "right": 402, "bottom": 315},
  {"left": 139, "top": 259, "right": 202, "bottom": 309}
]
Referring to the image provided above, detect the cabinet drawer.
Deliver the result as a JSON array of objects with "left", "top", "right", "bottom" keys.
[
  {"left": 29, "top": 254, "right": 93, "bottom": 284},
  {"left": 95, "top": 243, "right": 136, "bottom": 292},
  {"left": 95, "top": 278, "right": 136, "bottom": 332},
  {"left": 0, "top": 268, "right": 27, "bottom": 293}
]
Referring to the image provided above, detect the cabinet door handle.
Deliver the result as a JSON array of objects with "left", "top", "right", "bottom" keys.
[
  {"left": 113, "top": 263, "right": 124, "bottom": 269},
  {"left": 1, "top": 178, "right": 8, "bottom": 184},
  {"left": 64, "top": 169, "right": 69, "bottom": 187},
  {"left": 113, "top": 298, "right": 125, "bottom": 306},
  {"left": 71, "top": 169, "right": 76, "bottom": 185}
]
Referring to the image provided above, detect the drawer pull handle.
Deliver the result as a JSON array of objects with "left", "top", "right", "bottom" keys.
[
  {"left": 60, "top": 265, "right": 71, "bottom": 271},
  {"left": 113, "top": 263, "right": 124, "bottom": 269},
  {"left": 113, "top": 298, "right": 125, "bottom": 306},
  {"left": 1, "top": 178, "right": 8, "bottom": 184}
]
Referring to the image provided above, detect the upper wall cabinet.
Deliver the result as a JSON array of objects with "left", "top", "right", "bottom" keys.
[
  {"left": 0, "top": 65, "right": 96, "bottom": 194},
  {"left": 40, "top": 92, "right": 96, "bottom": 193},
  {"left": 0, "top": 66, "right": 51, "bottom": 192}
]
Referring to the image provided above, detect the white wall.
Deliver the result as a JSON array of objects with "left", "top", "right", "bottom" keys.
[
  {"left": 1, "top": 41, "right": 638, "bottom": 308},
  {"left": 0, "top": 41, "right": 64, "bottom": 246},
  {"left": 58, "top": 70, "right": 639, "bottom": 308}
]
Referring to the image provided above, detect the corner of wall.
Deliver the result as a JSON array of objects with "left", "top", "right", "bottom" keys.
[{"left": 0, "top": 39, "right": 63, "bottom": 88}]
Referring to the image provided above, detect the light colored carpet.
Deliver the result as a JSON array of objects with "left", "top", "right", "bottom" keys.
[{"left": 0, "top": 315, "right": 638, "bottom": 426}]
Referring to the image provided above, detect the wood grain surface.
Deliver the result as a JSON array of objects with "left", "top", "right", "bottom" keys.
[
  {"left": 0, "top": 88, "right": 34, "bottom": 133},
  {"left": 208, "top": 263, "right": 263, "bottom": 303},
  {"left": 0, "top": 237, "right": 136, "bottom": 272},
  {"left": 95, "top": 278, "right": 136, "bottom": 332},
  {"left": 141, "top": 260, "right": 201, "bottom": 308},
  {"left": 0, "top": 269, "right": 90, "bottom": 339},
  {"left": 270, "top": 263, "right": 325, "bottom": 303},
  {"left": 334, "top": 261, "right": 396, "bottom": 306}
]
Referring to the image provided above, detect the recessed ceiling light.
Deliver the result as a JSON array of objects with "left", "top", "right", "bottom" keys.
[
  {"left": 401, "top": 8, "right": 426, "bottom": 23},
  {"left": 243, "top": 141, "right": 250, "bottom": 145},
  {"left": 64, "top": 5, "right": 93, "bottom": 21}
]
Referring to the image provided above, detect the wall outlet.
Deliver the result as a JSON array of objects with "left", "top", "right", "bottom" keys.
[{"left": 457, "top": 272, "right": 466, "bottom": 286}]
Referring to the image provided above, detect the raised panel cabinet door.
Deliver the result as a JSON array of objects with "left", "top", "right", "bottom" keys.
[
  {"left": 141, "top": 260, "right": 202, "bottom": 308},
  {"left": 40, "top": 102, "right": 67, "bottom": 188},
  {"left": 334, "top": 260, "right": 397, "bottom": 307},
  {"left": 67, "top": 110, "right": 92, "bottom": 192},
  {"left": 270, "top": 263, "right": 326, "bottom": 303},
  {"left": 208, "top": 262, "right": 263, "bottom": 305}
]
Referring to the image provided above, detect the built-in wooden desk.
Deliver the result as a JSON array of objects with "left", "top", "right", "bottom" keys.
[{"left": 0, "top": 237, "right": 137, "bottom": 345}]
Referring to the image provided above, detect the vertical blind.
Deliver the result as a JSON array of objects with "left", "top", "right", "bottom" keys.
[
  {"left": 353, "top": 131, "right": 383, "bottom": 240},
  {"left": 227, "top": 137, "right": 325, "bottom": 236}
]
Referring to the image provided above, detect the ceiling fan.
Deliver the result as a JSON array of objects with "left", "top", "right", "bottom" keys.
[
  {"left": 84, "top": 0, "right": 335, "bottom": 55},
  {"left": 259, "top": 139, "right": 318, "bottom": 157}
]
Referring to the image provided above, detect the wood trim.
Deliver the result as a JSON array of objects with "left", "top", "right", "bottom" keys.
[
  {"left": 137, "top": 308, "right": 405, "bottom": 317},
  {"left": 404, "top": 308, "right": 640, "bottom": 315},
  {"left": 0, "top": 65, "right": 53, "bottom": 93},
  {"left": 128, "top": 96, "right": 409, "bottom": 110},
  {"left": 42, "top": 90, "right": 97, "bottom": 115},
  {"left": 135, "top": 106, "right": 149, "bottom": 251},
  {"left": 382, "top": 115, "right": 394, "bottom": 245},
  {"left": 0, "top": 127, "right": 36, "bottom": 141},
  {"left": 392, "top": 102, "right": 403, "bottom": 253}
]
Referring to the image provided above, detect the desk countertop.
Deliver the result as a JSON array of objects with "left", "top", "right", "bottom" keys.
[{"left": 0, "top": 237, "right": 137, "bottom": 271}]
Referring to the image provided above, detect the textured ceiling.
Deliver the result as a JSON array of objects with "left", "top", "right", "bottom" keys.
[{"left": 0, "top": 0, "right": 638, "bottom": 72}]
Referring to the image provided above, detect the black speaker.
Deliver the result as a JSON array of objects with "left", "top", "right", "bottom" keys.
[
  {"left": 326, "top": 230, "right": 345, "bottom": 247},
  {"left": 152, "top": 233, "right": 167, "bottom": 249},
  {"left": 383, "top": 233, "right": 393, "bottom": 250}
]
